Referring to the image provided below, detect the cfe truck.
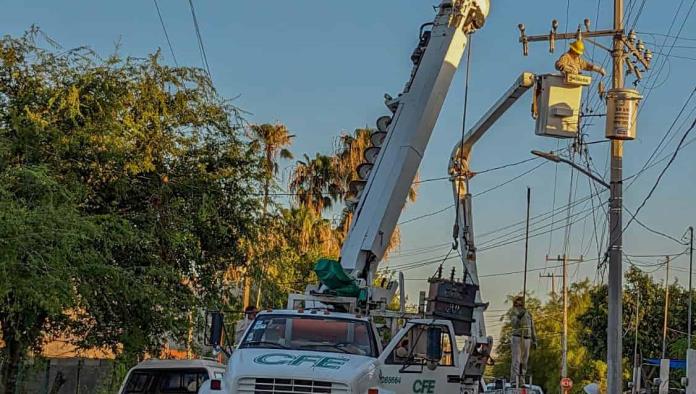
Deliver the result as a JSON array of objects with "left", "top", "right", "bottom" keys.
[{"left": 196, "top": 1, "right": 539, "bottom": 393}]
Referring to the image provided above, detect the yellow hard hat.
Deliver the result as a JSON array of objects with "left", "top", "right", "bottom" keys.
[{"left": 570, "top": 40, "right": 585, "bottom": 55}]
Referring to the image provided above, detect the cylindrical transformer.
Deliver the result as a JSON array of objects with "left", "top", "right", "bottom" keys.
[{"left": 605, "top": 88, "right": 642, "bottom": 140}]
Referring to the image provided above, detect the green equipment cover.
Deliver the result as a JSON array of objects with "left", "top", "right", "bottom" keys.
[{"left": 314, "top": 259, "right": 360, "bottom": 297}]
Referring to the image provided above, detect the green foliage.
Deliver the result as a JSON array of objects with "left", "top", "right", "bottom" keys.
[{"left": 0, "top": 29, "right": 262, "bottom": 390}]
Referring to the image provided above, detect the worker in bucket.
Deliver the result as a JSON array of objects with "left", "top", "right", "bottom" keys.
[
  {"left": 555, "top": 39, "right": 606, "bottom": 77},
  {"left": 510, "top": 295, "right": 536, "bottom": 385}
]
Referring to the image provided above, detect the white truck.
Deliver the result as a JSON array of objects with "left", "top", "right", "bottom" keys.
[{"left": 197, "top": 1, "right": 540, "bottom": 393}]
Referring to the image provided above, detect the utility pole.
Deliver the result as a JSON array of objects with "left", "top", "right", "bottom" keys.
[
  {"left": 523, "top": 187, "right": 531, "bottom": 303},
  {"left": 607, "top": 0, "right": 627, "bottom": 390},
  {"left": 546, "top": 254, "right": 583, "bottom": 378},
  {"left": 540, "top": 272, "right": 558, "bottom": 297},
  {"left": 663, "top": 256, "right": 671, "bottom": 359},
  {"left": 689, "top": 226, "right": 694, "bottom": 350},
  {"left": 518, "top": 0, "right": 651, "bottom": 388},
  {"left": 632, "top": 292, "right": 641, "bottom": 394}
]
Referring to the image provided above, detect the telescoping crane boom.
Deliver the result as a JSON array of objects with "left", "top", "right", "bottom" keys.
[{"left": 338, "top": 0, "right": 489, "bottom": 288}]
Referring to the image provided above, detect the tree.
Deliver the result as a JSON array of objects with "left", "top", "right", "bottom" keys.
[
  {"left": 0, "top": 30, "right": 262, "bottom": 390},
  {"left": 248, "top": 123, "right": 294, "bottom": 211},
  {"left": 245, "top": 123, "right": 294, "bottom": 307},
  {"left": 289, "top": 153, "right": 342, "bottom": 213},
  {"left": 578, "top": 265, "right": 693, "bottom": 388}
]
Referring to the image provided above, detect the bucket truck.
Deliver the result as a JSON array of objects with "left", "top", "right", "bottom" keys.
[{"left": 198, "top": 1, "right": 586, "bottom": 393}]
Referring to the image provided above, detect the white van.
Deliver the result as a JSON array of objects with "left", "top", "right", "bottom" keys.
[{"left": 118, "top": 359, "right": 226, "bottom": 393}]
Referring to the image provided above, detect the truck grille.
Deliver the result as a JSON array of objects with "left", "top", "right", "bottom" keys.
[{"left": 237, "top": 377, "right": 350, "bottom": 393}]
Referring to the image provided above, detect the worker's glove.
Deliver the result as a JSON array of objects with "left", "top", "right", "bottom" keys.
[
  {"left": 531, "top": 340, "right": 538, "bottom": 349},
  {"left": 595, "top": 66, "right": 607, "bottom": 77}
]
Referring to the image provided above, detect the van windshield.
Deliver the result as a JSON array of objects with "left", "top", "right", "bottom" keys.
[
  {"left": 239, "top": 314, "right": 377, "bottom": 357},
  {"left": 123, "top": 368, "right": 208, "bottom": 393}
]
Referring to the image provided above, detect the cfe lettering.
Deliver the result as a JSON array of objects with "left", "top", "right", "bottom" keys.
[
  {"left": 413, "top": 379, "right": 436, "bottom": 394},
  {"left": 254, "top": 353, "right": 349, "bottom": 370}
]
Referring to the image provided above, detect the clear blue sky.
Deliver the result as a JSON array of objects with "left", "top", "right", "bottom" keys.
[{"left": 4, "top": 1, "right": 695, "bottom": 341}]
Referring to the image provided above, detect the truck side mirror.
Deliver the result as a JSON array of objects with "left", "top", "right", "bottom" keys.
[{"left": 426, "top": 326, "right": 442, "bottom": 370}]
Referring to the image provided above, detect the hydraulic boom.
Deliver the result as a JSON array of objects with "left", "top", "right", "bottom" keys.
[{"left": 339, "top": 0, "right": 490, "bottom": 285}]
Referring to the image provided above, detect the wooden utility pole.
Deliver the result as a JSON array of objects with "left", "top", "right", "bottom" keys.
[
  {"left": 546, "top": 254, "right": 583, "bottom": 378},
  {"left": 539, "top": 272, "right": 558, "bottom": 297},
  {"left": 663, "top": 255, "right": 671, "bottom": 359}
]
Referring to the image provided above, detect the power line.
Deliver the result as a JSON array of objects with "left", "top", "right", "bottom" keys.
[
  {"left": 398, "top": 204, "right": 454, "bottom": 225},
  {"left": 638, "top": 0, "right": 695, "bottom": 107},
  {"left": 477, "top": 188, "right": 607, "bottom": 245},
  {"left": 153, "top": 0, "right": 179, "bottom": 66},
  {"left": 187, "top": 0, "right": 213, "bottom": 80},
  {"left": 639, "top": 31, "right": 696, "bottom": 42},
  {"left": 473, "top": 161, "right": 547, "bottom": 198},
  {"left": 621, "top": 116, "right": 696, "bottom": 236},
  {"left": 398, "top": 159, "right": 548, "bottom": 225},
  {"left": 624, "top": 85, "right": 696, "bottom": 188},
  {"left": 624, "top": 206, "right": 687, "bottom": 245},
  {"left": 478, "top": 202, "right": 607, "bottom": 253}
]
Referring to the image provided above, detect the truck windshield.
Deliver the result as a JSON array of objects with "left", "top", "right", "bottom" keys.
[{"left": 239, "top": 314, "right": 377, "bottom": 357}]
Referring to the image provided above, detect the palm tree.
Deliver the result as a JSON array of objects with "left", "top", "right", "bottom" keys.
[
  {"left": 246, "top": 123, "right": 294, "bottom": 307},
  {"left": 248, "top": 123, "right": 294, "bottom": 211},
  {"left": 289, "top": 153, "right": 342, "bottom": 214}
]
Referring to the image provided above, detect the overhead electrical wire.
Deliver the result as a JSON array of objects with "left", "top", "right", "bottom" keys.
[
  {"left": 624, "top": 86, "right": 696, "bottom": 189},
  {"left": 153, "top": 0, "right": 179, "bottom": 66},
  {"left": 639, "top": 0, "right": 694, "bottom": 107},
  {"left": 187, "top": 0, "right": 213, "bottom": 80},
  {"left": 620, "top": 116, "right": 696, "bottom": 237},
  {"left": 398, "top": 159, "right": 548, "bottom": 225},
  {"left": 478, "top": 201, "right": 608, "bottom": 253}
]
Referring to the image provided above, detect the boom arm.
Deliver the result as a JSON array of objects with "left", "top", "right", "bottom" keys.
[
  {"left": 448, "top": 73, "right": 535, "bottom": 383},
  {"left": 340, "top": 0, "right": 490, "bottom": 282}
]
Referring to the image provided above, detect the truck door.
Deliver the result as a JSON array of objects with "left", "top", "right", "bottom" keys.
[{"left": 377, "top": 323, "right": 461, "bottom": 394}]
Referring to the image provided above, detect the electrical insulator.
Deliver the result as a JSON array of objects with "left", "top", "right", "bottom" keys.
[
  {"left": 549, "top": 19, "right": 558, "bottom": 53},
  {"left": 628, "top": 29, "right": 637, "bottom": 43},
  {"left": 637, "top": 40, "right": 645, "bottom": 52},
  {"left": 518, "top": 24, "right": 528, "bottom": 56}
]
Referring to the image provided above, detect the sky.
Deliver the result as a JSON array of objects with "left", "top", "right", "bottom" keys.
[{"left": 4, "top": 1, "right": 695, "bottom": 343}]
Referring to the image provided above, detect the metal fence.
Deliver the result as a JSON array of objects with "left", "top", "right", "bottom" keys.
[{"left": 3, "top": 358, "right": 120, "bottom": 394}]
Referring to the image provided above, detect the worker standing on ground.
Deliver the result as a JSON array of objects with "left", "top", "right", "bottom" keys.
[
  {"left": 510, "top": 295, "right": 536, "bottom": 385},
  {"left": 555, "top": 39, "right": 606, "bottom": 76}
]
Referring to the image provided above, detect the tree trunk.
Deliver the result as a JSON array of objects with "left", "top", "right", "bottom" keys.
[{"left": 1, "top": 335, "right": 23, "bottom": 394}]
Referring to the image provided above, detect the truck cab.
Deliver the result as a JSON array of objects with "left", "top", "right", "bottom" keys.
[{"left": 199, "top": 309, "right": 465, "bottom": 393}]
